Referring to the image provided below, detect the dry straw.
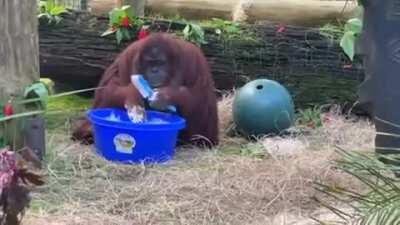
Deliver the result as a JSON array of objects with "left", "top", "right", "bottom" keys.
[{"left": 24, "top": 93, "right": 375, "bottom": 225}]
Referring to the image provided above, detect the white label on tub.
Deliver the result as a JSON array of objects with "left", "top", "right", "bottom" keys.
[{"left": 113, "top": 134, "right": 136, "bottom": 154}]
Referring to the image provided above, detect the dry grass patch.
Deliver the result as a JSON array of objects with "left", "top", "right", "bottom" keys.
[{"left": 23, "top": 93, "right": 375, "bottom": 225}]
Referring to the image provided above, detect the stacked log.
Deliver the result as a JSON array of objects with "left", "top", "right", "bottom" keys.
[
  {"left": 39, "top": 11, "right": 364, "bottom": 108},
  {"left": 88, "top": 0, "right": 358, "bottom": 26}
]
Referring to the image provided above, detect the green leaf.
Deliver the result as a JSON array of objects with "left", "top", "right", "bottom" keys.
[
  {"left": 191, "top": 24, "right": 207, "bottom": 44},
  {"left": 211, "top": 18, "right": 225, "bottom": 27},
  {"left": 101, "top": 27, "right": 116, "bottom": 37},
  {"left": 183, "top": 24, "right": 191, "bottom": 40},
  {"left": 340, "top": 31, "right": 356, "bottom": 60},
  {"left": 121, "top": 27, "right": 131, "bottom": 40},
  {"left": 50, "top": 6, "right": 68, "bottom": 16},
  {"left": 225, "top": 25, "right": 240, "bottom": 34},
  {"left": 359, "top": 200, "right": 400, "bottom": 225},
  {"left": 54, "top": 16, "right": 62, "bottom": 24},
  {"left": 39, "top": 1, "right": 47, "bottom": 13},
  {"left": 121, "top": 5, "right": 132, "bottom": 11},
  {"left": 46, "top": 0, "right": 55, "bottom": 11},
  {"left": 133, "top": 17, "right": 144, "bottom": 28},
  {"left": 191, "top": 24, "right": 203, "bottom": 35},
  {"left": 37, "top": 13, "right": 48, "bottom": 19},
  {"left": 122, "top": 5, "right": 135, "bottom": 20},
  {"left": 23, "top": 83, "right": 49, "bottom": 110},
  {"left": 116, "top": 29, "right": 123, "bottom": 44},
  {"left": 48, "top": 15, "right": 54, "bottom": 25},
  {"left": 39, "top": 78, "right": 55, "bottom": 95},
  {"left": 182, "top": 23, "right": 207, "bottom": 45},
  {"left": 345, "top": 18, "right": 363, "bottom": 34},
  {"left": 109, "top": 8, "right": 126, "bottom": 25}
]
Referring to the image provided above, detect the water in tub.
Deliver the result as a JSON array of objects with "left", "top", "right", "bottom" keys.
[
  {"left": 105, "top": 111, "right": 169, "bottom": 124},
  {"left": 106, "top": 112, "right": 121, "bottom": 122}
]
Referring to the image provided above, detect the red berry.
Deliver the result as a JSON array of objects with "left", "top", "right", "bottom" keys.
[
  {"left": 3, "top": 101, "right": 13, "bottom": 116},
  {"left": 121, "top": 16, "right": 130, "bottom": 28},
  {"left": 138, "top": 28, "right": 150, "bottom": 40}
]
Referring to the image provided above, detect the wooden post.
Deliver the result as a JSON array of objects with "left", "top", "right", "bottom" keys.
[
  {"left": 0, "top": 0, "right": 40, "bottom": 102},
  {"left": 0, "top": 0, "right": 41, "bottom": 153},
  {"left": 128, "top": 0, "right": 146, "bottom": 17}
]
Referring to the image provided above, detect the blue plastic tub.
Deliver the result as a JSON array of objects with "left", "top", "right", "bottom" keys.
[{"left": 87, "top": 108, "right": 186, "bottom": 164}]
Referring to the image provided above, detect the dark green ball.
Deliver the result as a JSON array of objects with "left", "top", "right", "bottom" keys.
[{"left": 232, "top": 79, "right": 295, "bottom": 136}]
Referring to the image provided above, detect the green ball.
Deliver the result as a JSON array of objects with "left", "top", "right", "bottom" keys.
[{"left": 232, "top": 79, "right": 295, "bottom": 136}]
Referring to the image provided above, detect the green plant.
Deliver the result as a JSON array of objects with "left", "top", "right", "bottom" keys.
[
  {"left": 0, "top": 79, "right": 51, "bottom": 150},
  {"left": 340, "top": 17, "right": 363, "bottom": 61},
  {"left": 296, "top": 106, "right": 323, "bottom": 129},
  {"left": 182, "top": 22, "right": 207, "bottom": 46},
  {"left": 38, "top": 0, "right": 69, "bottom": 24},
  {"left": 0, "top": 148, "right": 45, "bottom": 225},
  {"left": 314, "top": 148, "right": 400, "bottom": 225},
  {"left": 209, "top": 18, "right": 242, "bottom": 39},
  {"left": 23, "top": 82, "right": 50, "bottom": 111},
  {"left": 0, "top": 79, "right": 97, "bottom": 150},
  {"left": 319, "top": 3, "right": 364, "bottom": 61},
  {"left": 101, "top": 5, "right": 144, "bottom": 44}
]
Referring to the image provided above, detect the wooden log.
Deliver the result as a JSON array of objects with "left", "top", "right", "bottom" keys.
[
  {"left": 146, "top": 0, "right": 237, "bottom": 20},
  {"left": 55, "top": 0, "right": 88, "bottom": 10},
  {"left": 0, "top": 0, "right": 40, "bottom": 102},
  {"left": 89, "top": 0, "right": 237, "bottom": 18},
  {"left": 39, "top": 11, "right": 364, "bottom": 108},
  {"left": 88, "top": 0, "right": 116, "bottom": 15},
  {"left": 233, "top": 0, "right": 358, "bottom": 26},
  {"left": 88, "top": 0, "right": 358, "bottom": 26},
  {"left": 39, "top": 12, "right": 120, "bottom": 90}
]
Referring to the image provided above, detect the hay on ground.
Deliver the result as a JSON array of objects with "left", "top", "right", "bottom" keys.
[{"left": 24, "top": 94, "right": 375, "bottom": 225}]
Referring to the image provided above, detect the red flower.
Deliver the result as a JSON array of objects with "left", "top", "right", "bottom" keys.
[
  {"left": 276, "top": 23, "right": 286, "bottom": 33},
  {"left": 121, "top": 16, "right": 130, "bottom": 28},
  {"left": 3, "top": 101, "right": 13, "bottom": 116},
  {"left": 138, "top": 27, "right": 150, "bottom": 40}
]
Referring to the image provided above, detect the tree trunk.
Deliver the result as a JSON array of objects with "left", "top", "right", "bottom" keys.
[
  {"left": 125, "top": 0, "right": 146, "bottom": 17},
  {"left": 0, "top": 0, "right": 44, "bottom": 155},
  {"left": 39, "top": 11, "right": 364, "bottom": 108},
  {"left": 0, "top": 0, "right": 40, "bottom": 102}
]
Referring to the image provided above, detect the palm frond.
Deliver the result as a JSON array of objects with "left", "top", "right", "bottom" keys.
[{"left": 314, "top": 147, "right": 400, "bottom": 224}]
